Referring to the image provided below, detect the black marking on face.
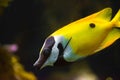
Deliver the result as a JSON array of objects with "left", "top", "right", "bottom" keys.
[
  {"left": 44, "top": 36, "right": 55, "bottom": 49},
  {"left": 55, "top": 37, "right": 72, "bottom": 66},
  {"left": 57, "top": 43, "right": 64, "bottom": 56},
  {"left": 57, "top": 37, "right": 72, "bottom": 58},
  {"left": 89, "top": 23, "right": 96, "bottom": 28},
  {"left": 54, "top": 56, "right": 73, "bottom": 67},
  {"left": 33, "top": 36, "right": 55, "bottom": 69}
]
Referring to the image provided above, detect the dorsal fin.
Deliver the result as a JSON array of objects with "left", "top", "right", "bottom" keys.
[{"left": 75, "top": 8, "right": 112, "bottom": 23}]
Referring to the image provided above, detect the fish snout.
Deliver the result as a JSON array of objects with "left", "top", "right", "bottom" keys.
[{"left": 33, "top": 48, "right": 51, "bottom": 70}]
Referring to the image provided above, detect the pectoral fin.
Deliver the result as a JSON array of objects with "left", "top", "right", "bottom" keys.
[{"left": 94, "top": 28, "right": 120, "bottom": 53}]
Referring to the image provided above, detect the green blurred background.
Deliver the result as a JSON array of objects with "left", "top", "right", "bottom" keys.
[{"left": 0, "top": 0, "right": 120, "bottom": 80}]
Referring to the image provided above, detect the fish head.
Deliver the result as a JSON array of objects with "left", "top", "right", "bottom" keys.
[
  {"left": 33, "top": 36, "right": 71, "bottom": 69},
  {"left": 33, "top": 36, "right": 57, "bottom": 69}
]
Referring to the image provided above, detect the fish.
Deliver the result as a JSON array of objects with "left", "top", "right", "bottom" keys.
[{"left": 34, "top": 8, "right": 120, "bottom": 69}]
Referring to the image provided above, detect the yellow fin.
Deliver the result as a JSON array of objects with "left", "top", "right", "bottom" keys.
[
  {"left": 79, "top": 8, "right": 112, "bottom": 22},
  {"left": 94, "top": 8, "right": 120, "bottom": 53},
  {"left": 94, "top": 28, "right": 120, "bottom": 53},
  {"left": 112, "top": 9, "right": 120, "bottom": 27}
]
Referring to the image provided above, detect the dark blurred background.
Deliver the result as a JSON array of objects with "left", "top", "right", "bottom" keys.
[{"left": 0, "top": 0, "right": 120, "bottom": 80}]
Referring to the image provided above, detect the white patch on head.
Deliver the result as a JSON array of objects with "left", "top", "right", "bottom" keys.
[
  {"left": 41, "top": 36, "right": 63, "bottom": 68},
  {"left": 40, "top": 35, "right": 84, "bottom": 69}
]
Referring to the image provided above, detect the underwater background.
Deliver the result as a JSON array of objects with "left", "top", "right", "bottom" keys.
[{"left": 0, "top": 0, "right": 120, "bottom": 80}]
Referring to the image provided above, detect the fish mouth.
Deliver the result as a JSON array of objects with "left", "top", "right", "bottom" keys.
[
  {"left": 34, "top": 36, "right": 55, "bottom": 69},
  {"left": 33, "top": 56, "right": 46, "bottom": 70},
  {"left": 33, "top": 52, "right": 49, "bottom": 70}
]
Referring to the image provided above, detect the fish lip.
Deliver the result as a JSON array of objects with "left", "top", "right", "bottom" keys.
[
  {"left": 33, "top": 51, "right": 50, "bottom": 70},
  {"left": 33, "top": 54, "right": 44, "bottom": 70}
]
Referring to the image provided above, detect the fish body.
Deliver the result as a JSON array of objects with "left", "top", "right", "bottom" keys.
[{"left": 34, "top": 8, "right": 120, "bottom": 69}]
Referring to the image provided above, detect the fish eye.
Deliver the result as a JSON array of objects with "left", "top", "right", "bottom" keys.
[
  {"left": 45, "top": 36, "right": 55, "bottom": 48},
  {"left": 42, "top": 36, "right": 55, "bottom": 57},
  {"left": 42, "top": 49, "right": 51, "bottom": 56},
  {"left": 89, "top": 23, "right": 95, "bottom": 28}
]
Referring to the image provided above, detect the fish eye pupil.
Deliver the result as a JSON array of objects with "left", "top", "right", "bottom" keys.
[
  {"left": 89, "top": 23, "right": 95, "bottom": 28},
  {"left": 43, "top": 49, "right": 50, "bottom": 56}
]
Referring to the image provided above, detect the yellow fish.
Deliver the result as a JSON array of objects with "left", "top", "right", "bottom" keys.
[{"left": 34, "top": 8, "right": 120, "bottom": 69}]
